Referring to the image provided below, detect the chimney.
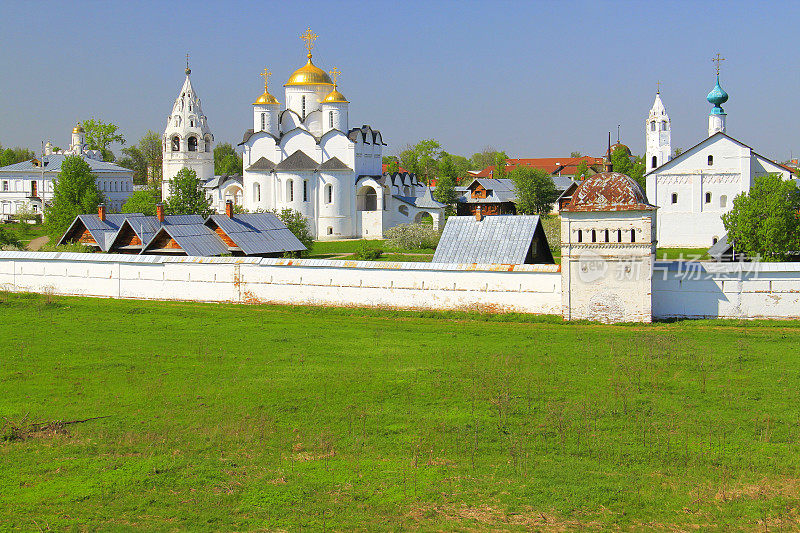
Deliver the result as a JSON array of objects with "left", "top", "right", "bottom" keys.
[
  {"left": 225, "top": 200, "right": 234, "bottom": 218},
  {"left": 475, "top": 205, "right": 483, "bottom": 221},
  {"left": 97, "top": 203, "right": 106, "bottom": 222},
  {"left": 156, "top": 203, "right": 165, "bottom": 223}
]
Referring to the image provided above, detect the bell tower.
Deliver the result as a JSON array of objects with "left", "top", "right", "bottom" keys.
[
  {"left": 645, "top": 84, "right": 671, "bottom": 171},
  {"left": 162, "top": 55, "right": 215, "bottom": 200}
]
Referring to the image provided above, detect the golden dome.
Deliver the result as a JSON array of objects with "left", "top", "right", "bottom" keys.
[
  {"left": 254, "top": 91, "right": 280, "bottom": 105},
  {"left": 322, "top": 87, "right": 349, "bottom": 104},
  {"left": 285, "top": 56, "right": 333, "bottom": 86},
  {"left": 72, "top": 123, "right": 84, "bottom": 134}
]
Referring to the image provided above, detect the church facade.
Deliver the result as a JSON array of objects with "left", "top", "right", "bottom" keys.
[
  {"left": 161, "top": 30, "right": 444, "bottom": 239},
  {"left": 644, "top": 66, "right": 791, "bottom": 248}
]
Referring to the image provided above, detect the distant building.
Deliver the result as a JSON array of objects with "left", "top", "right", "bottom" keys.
[
  {"left": 468, "top": 156, "right": 605, "bottom": 180},
  {"left": 432, "top": 212, "right": 553, "bottom": 264},
  {"left": 456, "top": 176, "right": 576, "bottom": 215},
  {"left": 0, "top": 125, "right": 134, "bottom": 219},
  {"left": 645, "top": 70, "right": 792, "bottom": 247}
]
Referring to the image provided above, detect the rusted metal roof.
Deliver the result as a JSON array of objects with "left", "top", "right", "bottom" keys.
[{"left": 561, "top": 172, "right": 655, "bottom": 212}]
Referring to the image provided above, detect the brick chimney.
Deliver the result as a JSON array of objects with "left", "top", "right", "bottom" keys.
[
  {"left": 475, "top": 205, "right": 483, "bottom": 221},
  {"left": 156, "top": 203, "right": 165, "bottom": 223},
  {"left": 225, "top": 200, "right": 234, "bottom": 218},
  {"left": 97, "top": 203, "right": 106, "bottom": 222}
]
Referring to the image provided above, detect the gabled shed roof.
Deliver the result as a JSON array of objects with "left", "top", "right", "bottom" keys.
[{"left": 205, "top": 213, "right": 306, "bottom": 255}]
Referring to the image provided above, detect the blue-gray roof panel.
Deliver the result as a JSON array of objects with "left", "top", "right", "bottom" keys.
[{"left": 432, "top": 215, "right": 542, "bottom": 264}]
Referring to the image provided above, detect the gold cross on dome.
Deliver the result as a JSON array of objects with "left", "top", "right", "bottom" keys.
[
  {"left": 186, "top": 52, "right": 189, "bottom": 69},
  {"left": 260, "top": 68, "right": 272, "bottom": 90},
  {"left": 329, "top": 67, "right": 341, "bottom": 86},
  {"left": 712, "top": 53, "right": 725, "bottom": 75},
  {"left": 300, "top": 27, "right": 318, "bottom": 56},
  {"left": 656, "top": 80, "right": 661, "bottom": 93}
]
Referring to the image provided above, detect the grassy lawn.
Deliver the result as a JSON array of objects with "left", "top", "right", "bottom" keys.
[
  {"left": 2, "top": 293, "right": 800, "bottom": 530},
  {"left": 656, "top": 247, "right": 711, "bottom": 260},
  {"left": 2, "top": 222, "right": 50, "bottom": 247}
]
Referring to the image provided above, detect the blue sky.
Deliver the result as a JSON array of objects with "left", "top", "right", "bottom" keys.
[{"left": 2, "top": 1, "right": 799, "bottom": 162}]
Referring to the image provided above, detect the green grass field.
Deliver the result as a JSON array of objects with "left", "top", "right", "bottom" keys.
[{"left": 2, "top": 293, "right": 800, "bottom": 530}]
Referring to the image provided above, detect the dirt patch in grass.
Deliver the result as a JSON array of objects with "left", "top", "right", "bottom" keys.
[{"left": 406, "top": 503, "right": 608, "bottom": 531}]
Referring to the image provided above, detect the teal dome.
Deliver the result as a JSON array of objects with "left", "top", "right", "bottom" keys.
[{"left": 707, "top": 76, "right": 728, "bottom": 113}]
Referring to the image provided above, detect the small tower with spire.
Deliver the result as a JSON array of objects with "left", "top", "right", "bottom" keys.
[
  {"left": 707, "top": 53, "right": 729, "bottom": 137},
  {"left": 645, "top": 83, "right": 671, "bottom": 171},
  {"left": 162, "top": 54, "right": 214, "bottom": 200},
  {"left": 321, "top": 66, "right": 349, "bottom": 133},
  {"left": 253, "top": 68, "right": 280, "bottom": 137}
]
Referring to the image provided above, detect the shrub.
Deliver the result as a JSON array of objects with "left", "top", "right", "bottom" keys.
[
  {"left": 353, "top": 242, "right": 383, "bottom": 260},
  {"left": 385, "top": 223, "right": 441, "bottom": 250},
  {"left": 37, "top": 242, "right": 94, "bottom": 253},
  {"left": 0, "top": 226, "right": 21, "bottom": 249}
]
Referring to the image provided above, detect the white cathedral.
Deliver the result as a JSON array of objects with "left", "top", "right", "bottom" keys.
[
  {"left": 644, "top": 62, "right": 792, "bottom": 248},
  {"left": 161, "top": 29, "right": 444, "bottom": 240}
]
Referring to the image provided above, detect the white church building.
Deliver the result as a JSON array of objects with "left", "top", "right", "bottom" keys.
[
  {"left": 644, "top": 66, "right": 791, "bottom": 248},
  {"left": 162, "top": 29, "right": 444, "bottom": 239}
]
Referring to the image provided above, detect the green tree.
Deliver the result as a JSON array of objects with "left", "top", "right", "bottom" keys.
[
  {"left": 610, "top": 148, "right": 646, "bottom": 187},
  {"left": 384, "top": 157, "right": 400, "bottom": 174},
  {"left": 433, "top": 176, "right": 458, "bottom": 208},
  {"left": 470, "top": 146, "right": 504, "bottom": 171},
  {"left": 0, "top": 145, "right": 35, "bottom": 167},
  {"left": 0, "top": 226, "right": 21, "bottom": 248},
  {"left": 214, "top": 143, "right": 243, "bottom": 175},
  {"left": 574, "top": 160, "right": 590, "bottom": 180},
  {"left": 272, "top": 208, "right": 313, "bottom": 255},
  {"left": 165, "top": 168, "right": 212, "bottom": 217},
  {"left": 44, "top": 155, "right": 105, "bottom": 236},
  {"left": 119, "top": 146, "right": 148, "bottom": 185},
  {"left": 399, "top": 140, "right": 441, "bottom": 184},
  {"left": 493, "top": 151, "right": 509, "bottom": 179},
  {"left": 509, "top": 167, "right": 559, "bottom": 215},
  {"left": 722, "top": 174, "right": 800, "bottom": 261},
  {"left": 138, "top": 130, "right": 163, "bottom": 183},
  {"left": 570, "top": 151, "right": 584, "bottom": 158},
  {"left": 437, "top": 152, "right": 457, "bottom": 179},
  {"left": 82, "top": 119, "right": 125, "bottom": 162},
  {"left": 122, "top": 185, "right": 161, "bottom": 216},
  {"left": 674, "top": 147, "right": 683, "bottom": 157}
]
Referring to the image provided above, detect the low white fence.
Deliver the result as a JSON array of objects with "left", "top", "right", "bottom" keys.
[{"left": 0, "top": 251, "right": 563, "bottom": 314}]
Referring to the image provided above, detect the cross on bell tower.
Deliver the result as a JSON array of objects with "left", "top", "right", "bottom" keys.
[{"left": 712, "top": 53, "right": 725, "bottom": 77}]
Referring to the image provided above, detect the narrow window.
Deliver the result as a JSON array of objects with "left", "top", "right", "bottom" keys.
[
  {"left": 302, "top": 95, "right": 306, "bottom": 119},
  {"left": 326, "top": 184, "right": 333, "bottom": 204},
  {"left": 617, "top": 229, "right": 622, "bottom": 242},
  {"left": 712, "top": 237, "right": 719, "bottom": 245},
  {"left": 287, "top": 180, "right": 294, "bottom": 202},
  {"left": 705, "top": 192, "right": 712, "bottom": 203},
  {"left": 631, "top": 229, "right": 636, "bottom": 243},
  {"left": 188, "top": 136, "right": 197, "bottom": 152},
  {"left": 604, "top": 229, "right": 609, "bottom": 242},
  {"left": 205, "top": 136, "right": 212, "bottom": 152},
  {"left": 329, "top": 111, "right": 334, "bottom": 128},
  {"left": 577, "top": 229, "right": 582, "bottom": 243},
  {"left": 261, "top": 113, "right": 266, "bottom": 131},
  {"left": 2, "top": 181, "right": 7, "bottom": 191},
  {"left": 707, "top": 155, "right": 713, "bottom": 166},
  {"left": 671, "top": 193, "right": 678, "bottom": 204},
  {"left": 171, "top": 136, "right": 180, "bottom": 151},
  {"left": 650, "top": 122, "right": 656, "bottom": 132},
  {"left": 190, "top": 119, "right": 194, "bottom": 127},
  {"left": 651, "top": 155, "right": 657, "bottom": 169},
  {"left": 720, "top": 195, "right": 727, "bottom": 208},
  {"left": 254, "top": 183, "right": 261, "bottom": 202},
  {"left": 591, "top": 229, "right": 596, "bottom": 242},
  {"left": 327, "top": 227, "right": 333, "bottom": 235},
  {"left": 303, "top": 180, "right": 308, "bottom": 202},
  {"left": 662, "top": 120, "right": 667, "bottom": 130}
]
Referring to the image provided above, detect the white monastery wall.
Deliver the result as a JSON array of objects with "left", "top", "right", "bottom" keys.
[
  {"left": 653, "top": 261, "right": 800, "bottom": 319},
  {"left": 0, "top": 252, "right": 562, "bottom": 315}
]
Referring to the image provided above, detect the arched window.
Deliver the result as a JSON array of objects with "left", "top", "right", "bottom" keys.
[
  {"left": 712, "top": 236, "right": 719, "bottom": 245},
  {"left": 188, "top": 136, "right": 197, "bottom": 152},
  {"left": 671, "top": 193, "right": 678, "bottom": 204},
  {"left": 720, "top": 195, "right": 727, "bottom": 208},
  {"left": 204, "top": 136, "right": 212, "bottom": 152},
  {"left": 577, "top": 229, "right": 582, "bottom": 243},
  {"left": 631, "top": 229, "right": 636, "bottom": 243},
  {"left": 707, "top": 155, "right": 713, "bottom": 166},
  {"left": 327, "top": 227, "right": 333, "bottom": 235},
  {"left": 591, "top": 229, "right": 596, "bottom": 242},
  {"left": 650, "top": 122, "right": 656, "bottom": 132},
  {"left": 617, "top": 229, "right": 622, "bottom": 242},
  {"left": 604, "top": 229, "right": 609, "bottom": 242},
  {"left": 171, "top": 136, "right": 180, "bottom": 151},
  {"left": 254, "top": 183, "right": 261, "bottom": 202},
  {"left": 329, "top": 111, "right": 334, "bottom": 129},
  {"left": 705, "top": 192, "right": 712, "bottom": 203},
  {"left": 286, "top": 179, "right": 294, "bottom": 202},
  {"left": 651, "top": 155, "right": 657, "bottom": 169},
  {"left": 325, "top": 184, "right": 333, "bottom": 204},
  {"left": 399, "top": 205, "right": 409, "bottom": 216},
  {"left": 302, "top": 96, "right": 306, "bottom": 118},
  {"left": 662, "top": 120, "right": 667, "bottom": 130},
  {"left": 261, "top": 113, "right": 266, "bottom": 131},
  {"left": 190, "top": 119, "right": 194, "bottom": 127}
]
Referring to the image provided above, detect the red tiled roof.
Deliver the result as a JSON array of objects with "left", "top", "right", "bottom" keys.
[
  {"left": 472, "top": 156, "right": 605, "bottom": 178},
  {"left": 382, "top": 163, "right": 408, "bottom": 173}
]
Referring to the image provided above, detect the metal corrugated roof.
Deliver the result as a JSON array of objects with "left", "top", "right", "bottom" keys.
[
  {"left": 432, "top": 215, "right": 542, "bottom": 264},
  {"left": 0, "top": 154, "right": 133, "bottom": 174},
  {"left": 207, "top": 213, "right": 306, "bottom": 255},
  {"left": 144, "top": 224, "right": 228, "bottom": 256},
  {"left": 108, "top": 214, "right": 206, "bottom": 250},
  {"left": 58, "top": 213, "right": 146, "bottom": 251}
]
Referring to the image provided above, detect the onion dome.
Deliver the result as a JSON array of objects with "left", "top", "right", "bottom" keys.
[
  {"left": 72, "top": 123, "right": 84, "bottom": 134},
  {"left": 286, "top": 56, "right": 333, "bottom": 86},
  {"left": 562, "top": 172, "right": 654, "bottom": 212},
  {"left": 707, "top": 76, "right": 729, "bottom": 113},
  {"left": 322, "top": 88, "right": 349, "bottom": 103},
  {"left": 254, "top": 68, "right": 280, "bottom": 105}
]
